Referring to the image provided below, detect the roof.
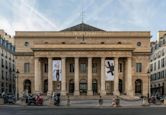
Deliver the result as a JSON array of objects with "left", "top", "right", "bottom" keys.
[{"left": 61, "top": 23, "right": 105, "bottom": 32}]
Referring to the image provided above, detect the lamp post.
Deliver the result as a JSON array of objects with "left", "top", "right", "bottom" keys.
[
  {"left": 147, "top": 70, "right": 150, "bottom": 98},
  {"left": 15, "top": 70, "right": 19, "bottom": 100}
]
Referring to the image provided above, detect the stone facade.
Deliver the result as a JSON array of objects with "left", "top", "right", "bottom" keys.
[
  {"left": 0, "top": 29, "right": 15, "bottom": 94},
  {"left": 150, "top": 31, "right": 166, "bottom": 96},
  {"left": 14, "top": 23, "right": 151, "bottom": 97}
]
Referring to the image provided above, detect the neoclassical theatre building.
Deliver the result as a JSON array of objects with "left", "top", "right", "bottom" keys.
[{"left": 15, "top": 23, "right": 151, "bottom": 97}]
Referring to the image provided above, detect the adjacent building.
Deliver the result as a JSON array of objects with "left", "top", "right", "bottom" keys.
[
  {"left": 150, "top": 31, "right": 166, "bottom": 97},
  {"left": 0, "top": 29, "right": 16, "bottom": 95},
  {"left": 15, "top": 23, "right": 151, "bottom": 97}
]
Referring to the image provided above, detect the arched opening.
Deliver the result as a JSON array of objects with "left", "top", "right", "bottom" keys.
[
  {"left": 80, "top": 79, "right": 87, "bottom": 95},
  {"left": 135, "top": 79, "right": 142, "bottom": 95},
  {"left": 24, "top": 79, "right": 31, "bottom": 94},
  {"left": 69, "top": 79, "right": 74, "bottom": 94},
  {"left": 92, "top": 79, "right": 98, "bottom": 95},
  {"left": 44, "top": 79, "right": 48, "bottom": 93},
  {"left": 119, "top": 79, "right": 123, "bottom": 93}
]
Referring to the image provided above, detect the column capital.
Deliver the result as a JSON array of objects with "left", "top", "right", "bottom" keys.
[
  {"left": 47, "top": 57, "right": 53, "bottom": 59},
  {"left": 61, "top": 57, "right": 66, "bottom": 60},
  {"left": 74, "top": 57, "right": 79, "bottom": 59},
  {"left": 114, "top": 57, "right": 119, "bottom": 59},
  {"left": 34, "top": 57, "right": 39, "bottom": 59}
]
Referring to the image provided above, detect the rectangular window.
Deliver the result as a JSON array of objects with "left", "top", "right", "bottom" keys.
[
  {"left": 119, "top": 63, "right": 123, "bottom": 72},
  {"left": 80, "top": 63, "right": 86, "bottom": 73},
  {"left": 161, "top": 58, "right": 165, "bottom": 67},
  {"left": 136, "top": 63, "right": 142, "bottom": 72},
  {"left": 24, "top": 63, "right": 30, "bottom": 73},
  {"left": 154, "top": 62, "right": 156, "bottom": 71},
  {"left": 92, "top": 63, "right": 97, "bottom": 73},
  {"left": 44, "top": 63, "right": 48, "bottom": 73},
  {"left": 158, "top": 60, "right": 160, "bottom": 69},
  {"left": 69, "top": 63, "right": 74, "bottom": 73}
]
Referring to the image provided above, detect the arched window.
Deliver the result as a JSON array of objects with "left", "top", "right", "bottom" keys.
[
  {"left": 24, "top": 79, "right": 31, "bottom": 93},
  {"left": 69, "top": 79, "right": 74, "bottom": 93},
  {"left": 135, "top": 79, "right": 142, "bottom": 94}
]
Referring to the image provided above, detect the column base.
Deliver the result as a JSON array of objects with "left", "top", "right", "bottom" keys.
[
  {"left": 127, "top": 90, "right": 134, "bottom": 97},
  {"left": 113, "top": 90, "right": 120, "bottom": 96},
  {"left": 87, "top": 90, "right": 93, "bottom": 96},
  {"left": 47, "top": 91, "right": 53, "bottom": 97},
  {"left": 100, "top": 90, "right": 106, "bottom": 96},
  {"left": 74, "top": 90, "right": 80, "bottom": 96},
  {"left": 34, "top": 91, "right": 41, "bottom": 95},
  {"left": 61, "top": 90, "right": 67, "bottom": 96}
]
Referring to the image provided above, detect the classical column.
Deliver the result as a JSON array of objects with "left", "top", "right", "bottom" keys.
[
  {"left": 87, "top": 57, "right": 93, "bottom": 95},
  {"left": 124, "top": 59, "right": 128, "bottom": 94},
  {"left": 101, "top": 57, "right": 106, "bottom": 96},
  {"left": 114, "top": 57, "right": 120, "bottom": 96},
  {"left": 48, "top": 57, "right": 53, "bottom": 95},
  {"left": 126, "top": 57, "right": 134, "bottom": 96},
  {"left": 61, "top": 57, "right": 66, "bottom": 96},
  {"left": 34, "top": 57, "right": 40, "bottom": 93},
  {"left": 74, "top": 57, "right": 80, "bottom": 96}
]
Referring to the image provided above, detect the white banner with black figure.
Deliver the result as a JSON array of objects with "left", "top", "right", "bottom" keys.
[
  {"left": 52, "top": 60, "right": 62, "bottom": 81},
  {"left": 105, "top": 60, "right": 114, "bottom": 81}
]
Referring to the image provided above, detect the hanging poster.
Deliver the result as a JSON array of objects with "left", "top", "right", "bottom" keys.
[
  {"left": 105, "top": 60, "right": 114, "bottom": 81},
  {"left": 52, "top": 60, "right": 62, "bottom": 81}
]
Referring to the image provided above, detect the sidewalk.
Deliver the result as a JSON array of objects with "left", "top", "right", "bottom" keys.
[{"left": 0, "top": 99, "right": 165, "bottom": 109}]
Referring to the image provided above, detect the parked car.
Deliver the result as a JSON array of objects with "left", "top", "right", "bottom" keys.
[{"left": 3, "top": 94, "right": 16, "bottom": 104}]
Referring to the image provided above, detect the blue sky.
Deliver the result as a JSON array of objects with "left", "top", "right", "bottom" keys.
[{"left": 0, "top": 0, "right": 166, "bottom": 40}]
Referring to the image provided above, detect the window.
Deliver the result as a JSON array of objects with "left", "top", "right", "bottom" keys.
[
  {"left": 44, "top": 63, "right": 48, "bottom": 73},
  {"left": 161, "top": 58, "right": 165, "bottom": 68},
  {"left": 24, "top": 42, "right": 29, "bottom": 47},
  {"left": 136, "top": 63, "right": 142, "bottom": 72},
  {"left": 154, "top": 62, "right": 156, "bottom": 71},
  {"left": 137, "top": 42, "right": 141, "bottom": 46},
  {"left": 69, "top": 63, "right": 74, "bottom": 73},
  {"left": 158, "top": 60, "right": 160, "bottom": 69},
  {"left": 119, "top": 63, "right": 123, "bottom": 72},
  {"left": 92, "top": 63, "right": 97, "bottom": 73},
  {"left": 80, "top": 63, "right": 86, "bottom": 73},
  {"left": 24, "top": 63, "right": 30, "bottom": 73}
]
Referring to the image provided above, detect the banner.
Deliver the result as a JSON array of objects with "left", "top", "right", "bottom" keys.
[
  {"left": 105, "top": 60, "right": 114, "bottom": 81},
  {"left": 52, "top": 60, "right": 62, "bottom": 81}
]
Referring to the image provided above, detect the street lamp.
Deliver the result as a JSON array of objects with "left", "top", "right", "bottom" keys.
[
  {"left": 147, "top": 70, "right": 150, "bottom": 98},
  {"left": 15, "top": 69, "right": 19, "bottom": 100}
]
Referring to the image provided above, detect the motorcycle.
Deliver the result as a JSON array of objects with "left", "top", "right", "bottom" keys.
[
  {"left": 27, "top": 94, "right": 43, "bottom": 106},
  {"left": 54, "top": 93, "right": 60, "bottom": 106}
]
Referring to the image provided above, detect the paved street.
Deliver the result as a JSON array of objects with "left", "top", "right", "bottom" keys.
[{"left": 0, "top": 106, "right": 166, "bottom": 115}]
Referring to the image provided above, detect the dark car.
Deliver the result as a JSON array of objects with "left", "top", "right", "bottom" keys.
[{"left": 3, "top": 94, "right": 16, "bottom": 104}]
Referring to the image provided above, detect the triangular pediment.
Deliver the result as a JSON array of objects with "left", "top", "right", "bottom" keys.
[{"left": 61, "top": 23, "right": 105, "bottom": 31}]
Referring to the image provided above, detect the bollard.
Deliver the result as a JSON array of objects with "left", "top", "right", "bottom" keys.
[
  {"left": 142, "top": 96, "right": 149, "bottom": 106},
  {"left": 0, "top": 98, "right": 4, "bottom": 105},
  {"left": 99, "top": 96, "right": 103, "bottom": 106},
  {"left": 164, "top": 98, "right": 166, "bottom": 105},
  {"left": 67, "top": 95, "right": 70, "bottom": 106}
]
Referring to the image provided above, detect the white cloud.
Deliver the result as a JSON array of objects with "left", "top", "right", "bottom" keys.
[{"left": 0, "top": 0, "right": 58, "bottom": 36}]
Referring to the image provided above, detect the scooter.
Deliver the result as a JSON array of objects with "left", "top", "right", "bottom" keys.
[{"left": 54, "top": 93, "right": 60, "bottom": 106}]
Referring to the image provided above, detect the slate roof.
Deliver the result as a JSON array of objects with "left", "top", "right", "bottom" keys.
[{"left": 61, "top": 23, "right": 105, "bottom": 32}]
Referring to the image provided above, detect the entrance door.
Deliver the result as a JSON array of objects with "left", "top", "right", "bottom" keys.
[
  {"left": 44, "top": 79, "right": 48, "bottom": 93},
  {"left": 69, "top": 79, "right": 74, "bottom": 94},
  {"left": 80, "top": 79, "right": 87, "bottom": 94},
  {"left": 119, "top": 79, "right": 123, "bottom": 93},
  {"left": 92, "top": 79, "right": 98, "bottom": 95}
]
